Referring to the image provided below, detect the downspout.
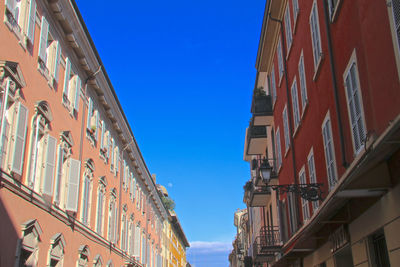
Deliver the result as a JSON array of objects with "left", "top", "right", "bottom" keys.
[
  {"left": 268, "top": 13, "right": 302, "bottom": 231},
  {"left": 322, "top": 0, "right": 348, "bottom": 168}
]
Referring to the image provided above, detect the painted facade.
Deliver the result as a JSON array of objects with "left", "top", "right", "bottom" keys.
[
  {"left": 239, "top": 0, "right": 400, "bottom": 266},
  {"left": 0, "top": 0, "right": 188, "bottom": 266}
]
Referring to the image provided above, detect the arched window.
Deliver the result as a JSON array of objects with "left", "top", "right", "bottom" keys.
[
  {"left": 77, "top": 245, "right": 90, "bottom": 267},
  {"left": 96, "top": 176, "right": 107, "bottom": 235},
  {"left": 47, "top": 233, "right": 65, "bottom": 267},
  {"left": 107, "top": 188, "right": 117, "bottom": 243},
  {"left": 27, "top": 101, "right": 58, "bottom": 200},
  {"left": 93, "top": 254, "right": 103, "bottom": 267},
  {"left": 15, "top": 219, "right": 42, "bottom": 267},
  {"left": 0, "top": 62, "right": 28, "bottom": 180},
  {"left": 80, "top": 159, "right": 94, "bottom": 226},
  {"left": 53, "top": 131, "right": 73, "bottom": 206}
]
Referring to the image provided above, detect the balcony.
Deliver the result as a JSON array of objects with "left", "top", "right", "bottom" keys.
[
  {"left": 245, "top": 124, "right": 268, "bottom": 156},
  {"left": 251, "top": 95, "right": 273, "bottom": 126},
  {"left": 243, "top": 181, "right": 271, "bottom": 207},
  {"left": 253, "top": 226, "right": 282, "bottom": 263},
  {"left": 251, "top": 158, "right": 278, "bottom": 186}
]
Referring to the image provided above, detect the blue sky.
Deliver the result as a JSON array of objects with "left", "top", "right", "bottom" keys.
[{"left": 75, "top": 0, "right": 266, "bottom": 265}]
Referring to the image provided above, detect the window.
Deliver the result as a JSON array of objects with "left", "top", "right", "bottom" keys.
[
  {"left": 275, "top": 128, "right": 282, "bottom": 169},
  {"left": 128, "top": 215, "right": 135, "bottom": 256},
  {"left": 38, "top": 16, "right": 61, "bottom": 84},
  {"left": 277, "top": 38, "right": 284, "bottom": 80},
  {"left": 99, "top": 120, "right": 110, "bottom": 160},
  {"left": 53, "top": 131, "right": 73, "bottom": 206},
  {"left": 390, "top": 0, "right": 400, "bottom": 55},
  {"left": 107, "top": 189, "right": 118, "bottom": 243},
  {"left": 123, "top": 160, "right": 129, "bottom": 191},
  {"left": 270, "top": 66, "right": 277, "bottom": 104},
  {"left": 130, "top": 172, "right": 136, "bottom": 203},
  {"left": 322, "top": 113, "right": 337, "bottom": 190},
  {"left": 96, "top": 176, "right": 106, "bottom": 235},
  {"left": 47, "top": 233, "right": 65, "bottom": 267},
  {"left": 292, "top": 0, "right": 299, "bottom": 22},
  {"left": 62, "top": 58, "right": 81, "bottom": 114},
  {"left": 307, "top": 149, "right": 319, "bottom": 212},
  {"left": 4, "top": 0, "right": 36, "bottom": 45},
  {"left": 77, "top": 245, "right": 90, "bottom": 267},
  {"left": 81, "top": 159, "right": 94, "bottom": 226},
  {"left": 27, "top": 102, "right": 57, "bottom": 199},
  {"left": 120, "top": 205, "right": 128, "bottom": 252},
  {"left": 141, "top": 231, "right": 146, "bottom": 264},
  {"left": 86, "top": 97, "right": 99, "bottom": 143},
  {"left": 368, "top": 229, "right": 391, "bottom": 267},
  {"left": 327, "top": 0, "right": 339, "bottom": 20},
  {"left": 0, "top": 78, "right": 28, "bottom": 178},
  {"left": 287, "top": 192, "right": 299, "bottom": 235},
  {"left": 299, "top": 167, "right": 310, "bottom": 221},
  {"left": 284, "top": 4, "right": 292, "bottom": 51},
  {"left": 298, "top": 53, "right": 308, "bottom": 112},
  {"left": 310, "top": 1, "right": 322, "bottom": 70},
  {"left": 110, "top": 138, "right": 119, "bottom": 176},
  {"left": 344, "top": 56, "right": 366, "bottom": 155},
  {"left": 16, "top": 219, "right": 42, "bottom": 267},
  {"left": 93, "top": 254, "right": 103, "bottom": 267},
  {"left": 291, "top": 78, "right": 301, "bottom": 130},
  {"left": 283, "top": 105, "right": 290, "bottom": 152}
]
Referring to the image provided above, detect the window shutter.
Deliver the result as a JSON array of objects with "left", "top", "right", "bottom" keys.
[
  {"left": 63, "top": 58, "right": 71, "bottom": 97},
  {"left": 113, "top": 203, "right": 118, "bottom": 242},
  {"left": 38, "top": 16, "right": 49, "bottom": 63},
  {"left": 392, "top": 0, "right": 400, "bottom": 50},
  {"left": 11, "top": 102, "right": 28, "bottom": 176},
  {"left": 115, "top": 146, "right": 119, "bottom": 173},
  {"left": 26, "top": 0, "right": 36, "bottom": 44},
  {"left": 66, "top": 158, "right": 81, "bottom": 212},
  {"left": 74, "top": 76, "right": 81, "bottom": 112},
  {"left": 5, "top": 0, "right": 16, "bottom": 16},
  {"left": 53, "top": 42, "right": 61, "bottom": 82},
  {"left": 134, "top": 226, "right": 140, "bottom": 257},
  {"left": 42, "top": 135, "right": 57, "bottom": 197},
  {"left": 86, "top": 97, "right": 93, "bottom": 130},
  {"left": 106, "top": 131, "right": 110, "bottom": 158},
  {"left": 0, "top": 79, "right": 10, "bottom": 165},
  {"left": 110, "top": 138, "right": 114, "bottom": 170},
  {"left": 123, "top": 160, "right": 127, "bottom": 188},
  {"left": 100, "top": 120, "right": 105, "bottom": 149},
  {"left": 54, "top": 145, "right": 64, "bottom": 204}
]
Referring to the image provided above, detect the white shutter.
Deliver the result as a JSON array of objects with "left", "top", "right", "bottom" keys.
[
  {"left": 86, "top": 97, "right": 93, "bottom": 130},
  {"left": 26, "top": 0, "right": 36, "bottom": 44},
  {"left": 11, "top": 102, "right": 28, "bottom": 176},
  {"left": 42, "top": 135, "right": 57, "bottom": 196},
  {"left": 115, "top": 146, "right": 119, "bottom": 173},
  {"left": 5, "top": 0, "right": 16, "bottom": 16},
  {"left": 299, "top": 56, "right": 308, "bottom": 109},
  {"left": 110, "top": 138, "right": 114, "bottom": 171},
  {"left": 134, "top": 226, "right": 140, "bottom": 257},
  {"left": 74, "top": 76, "right": 81, "bottom": 112},
  {"left": 66, "top": 158, "right": 81, "bottom": 212},
  {"left": 100, "top": 120, "right": 105, "bottom": 149},
  {"left": 123, "top": 160, "right": 127, "bottom": 188},
  {"left": 106, "top": 131, "right": 111, "bottom": 158},
  {"left": 63, "top": 58, "right": 71, "bottom": 97},
  {"left": 0, "top": 79, "right": 10, "bottom": 166},
  {"left": 54, "top": 145, "right": 64, "bottom": 204},
  {"left": 53, "top": 42, "right": 61, "bottom": 82},
  {"left": 38, "top": 16, "right": 49, "bottom": 63},
  {"left": 113, "top": 203, "right": 118, "bottom": 242}
]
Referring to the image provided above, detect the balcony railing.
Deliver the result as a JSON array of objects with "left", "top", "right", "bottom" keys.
[
  {"left": 243, "top": 181, "right": 271, "bottom": 207},
  {"left": 251, "top": 95, "right": 273, "bottom": 116},
  {"left": 252, "top": 226, "right": 282, "bottom": 263},
  {"left": 246, "top": 124, "right": 268, "bottom": 155}
]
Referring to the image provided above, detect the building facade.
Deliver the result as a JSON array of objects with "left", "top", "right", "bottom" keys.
[
  {"left": 0, "top": 0, "right": 188, "bottom": 266},
  {"left": 239, "top": 0, "right": 400, "bottom": 266}
]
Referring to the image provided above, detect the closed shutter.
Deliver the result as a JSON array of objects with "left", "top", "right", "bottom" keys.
[
  {"left": 299, "top": 55, "right": 308, "bottom": 109},
  {"left": 42, "top": 135, "right": 57, "bottom": 197},
  {"left": 110, "top": 138, "right": 115, "bottom": 171},
  {"left": 113, "top": 203, "right": 118, "bottom": 242},
  {"left": 74, "top": 76, "right": 81, "bottom": 112},
  {"left": 0, "top": 79, "right": 11, "bottom": 166},
  {"left": 123, "top": 160, "right": 127, "bottom": 188},
  {"left": 11, "top": 102, "right": 28, "bottom": 176},
  {"left": 323, "top": 119, "right": 337, "bottom": 189},
  {"left": 115, "top": 146, "right": 119, "bottom": 173},
  {"left": 54, "top": 145, "right": 64, "bottom": 204},
  {"left": 392, "top": 0, "right": 400, "bottom": 52},
  {"left": 53, "top": 42, "right": 61, "bottom": 82},
  {"left": 96, "top": 190, "right": 103, "bottom": 233},
  {"left": 63, "top": 58, "right": 71, "bottom": 97},
  {"left": 38, "top": 16, "right": 49, "bottom": 63},
  {"left": 135, "top": 226, "right": 141, "bottom": 257},
  {"left": 26, "top": 0, "right": 36, "bottom": 44},
  {"left": 291, "top": 81, "right": 300, "bottom": 128},
  {"left": 106, "top": 130, "right": 111, "bottom": 158},
  {"left": 283, "top": 107, "right": 290, "bottom": 150},
  {"left": 100, "top": 120, "right": 105, "bottom": 149},
  {"left": 66, "top": 158, "right": 81, "bottom": 212},
  {"left": 86, "top": 97, "right": 92, "bottom": 130},
  {"left": 133, "top": 176, "right": 136, "bottom": 199},
  {"left": 271, "top": 68, "right": 276, "bottom": 103},
  {"left": 345, "top": 63, "right": 365, "bottom": 153}
]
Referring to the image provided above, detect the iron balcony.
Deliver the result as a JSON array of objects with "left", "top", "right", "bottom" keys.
[{"left": 252, "top": 226, "right": 282, "bottom": 264}]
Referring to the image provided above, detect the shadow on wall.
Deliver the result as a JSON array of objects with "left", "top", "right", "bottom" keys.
[{"left": 0, "top": 195, "right": 20, "bottom": 267}]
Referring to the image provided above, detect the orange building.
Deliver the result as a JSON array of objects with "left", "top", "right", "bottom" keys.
[{"left": 0, "top": 0, "right": 186, "bottom": 266}]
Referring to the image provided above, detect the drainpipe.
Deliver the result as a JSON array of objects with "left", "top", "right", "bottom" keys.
[
  {"left": 322, "top": 0, "right": 348, "bottom": 168},
  {"left": 268, "top": 13, "right": 302, "bottom": 231}
]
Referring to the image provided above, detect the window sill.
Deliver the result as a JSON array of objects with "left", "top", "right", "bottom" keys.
[
  {"left": 312, "top": 54, "right": 324, "bottom": 82},
  {"left": 330, "top": 0, "right": 342, "bottom": 23}
]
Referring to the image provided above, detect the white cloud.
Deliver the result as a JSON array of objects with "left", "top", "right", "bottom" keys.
[
  {"left": 188, "top": 241, "right": 232, "bottom": 254},
  {"left": 167, "top": 182, "right": 173, "bottom": 188}
]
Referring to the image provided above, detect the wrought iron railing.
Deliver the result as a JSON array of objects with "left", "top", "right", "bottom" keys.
[
  {"left": 252, "top": 226, "right": 282, "bottom": 260},
  {"left": 251, "top": 95, "right": 273, "bottom": 115}
]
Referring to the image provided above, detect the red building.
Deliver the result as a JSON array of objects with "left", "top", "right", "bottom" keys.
[{"left": 243, "top": 0, "right": 400, "bottom": 266}]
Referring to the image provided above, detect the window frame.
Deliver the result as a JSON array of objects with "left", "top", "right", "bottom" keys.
[
  {"left": 309, "top": 0, "right": 323, "bottom": 74},
  {"left": 322, "top": 111, "right": 338, "bottom": 191}
]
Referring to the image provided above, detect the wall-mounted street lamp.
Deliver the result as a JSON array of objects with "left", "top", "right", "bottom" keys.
[{"left": 259, "top": 159, "right": 273, "bottom": 183}]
